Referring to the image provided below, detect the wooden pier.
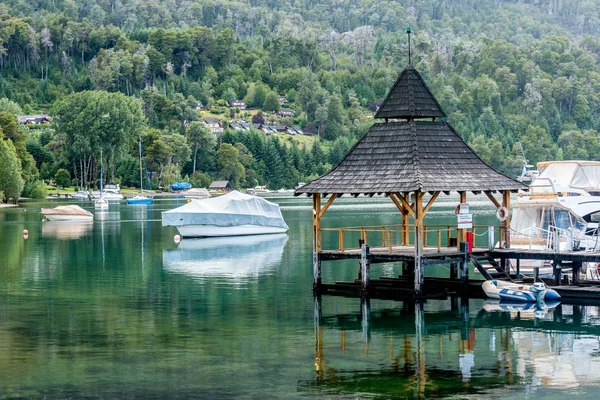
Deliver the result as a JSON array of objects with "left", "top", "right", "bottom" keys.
[{"left": 294, "top": 57, "right": 600, "bottom": 303}]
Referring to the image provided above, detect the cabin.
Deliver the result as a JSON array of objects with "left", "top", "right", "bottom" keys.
[
  {"left": 19, "top": 114, "right": 52, "bottom": 125},
  {"left": 229, "top": 100, "right": 246, "bottom": 109},
  {"left": 203, "top": 118, "right": 224, "bottom": 134},
  {"left": 295, "top": 61, "right": 527, "bottom": 297},
  {"left": 278, "top": 96, "right": 288, "bottom": 105},
  {"left": 195, "top": 102, "right": 204, "bottom": 110},
  {"left": 209, "top": 180, "right": 232, "bottom": 191}
]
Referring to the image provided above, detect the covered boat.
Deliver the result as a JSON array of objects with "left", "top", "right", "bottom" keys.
[
  {"left": 482, "top": 280, "right": 561, "bottom": 303},
  {"left": 161, "top": 190, "right": 288, "bottom": 237},
  {"left": 171, "top": 182, "right": 192, "bottom": 191},
  {"left": 41, "top": 205, "right": 94, "bottom": 222}
]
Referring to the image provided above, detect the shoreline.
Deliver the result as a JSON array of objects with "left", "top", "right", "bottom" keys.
[{"left": 0, "top": 204, "right": 18, "bottom": 208}]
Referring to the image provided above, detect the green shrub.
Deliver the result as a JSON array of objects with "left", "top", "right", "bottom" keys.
[{"left": 22, "top": 180, "right": 48, "bottom": 199}]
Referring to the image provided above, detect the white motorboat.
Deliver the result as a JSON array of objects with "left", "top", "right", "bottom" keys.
[
  {"left": 92, "top": 189, "right": 124, "bottom": 200},
  {"left": 41, "top": 205, "right": 94, "bottom": 222},
  {"left": 509, "top": 161, "right": 600, "bottom": 275},
  {"left": 161, "top": 190, "right": 288, "bottom": 237},
  {"left": 482, "top": 280, "right": 561, "bottom": 303},
  {"left": 94, "top": 197, "right": 109, "bottom": 209},
  {"left": 72, "top": 190, "right": 91, "bottom": 200}
]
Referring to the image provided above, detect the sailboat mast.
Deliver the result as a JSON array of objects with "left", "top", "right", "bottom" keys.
[
  {"left": 139, "top": 139, "right": 144, "bottom": 195},
  {"left": 99, "top": 148, "right": 103, "bottom": 198}
]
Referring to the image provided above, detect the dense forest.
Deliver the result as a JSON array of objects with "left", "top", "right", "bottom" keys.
[{"left": 2, "top": 0, "right": 600, "bottom": 200}]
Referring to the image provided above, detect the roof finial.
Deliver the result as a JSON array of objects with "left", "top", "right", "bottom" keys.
[{"left": 407, "top": 27, "right": 412, "bottom": 66}]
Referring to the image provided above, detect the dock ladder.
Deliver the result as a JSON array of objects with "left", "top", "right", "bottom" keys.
[{"left": 469, "top": 253, "right": 513, "bottom": 282}]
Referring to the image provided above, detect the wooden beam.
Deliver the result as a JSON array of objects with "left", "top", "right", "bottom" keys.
[
  {"left": 313, "top": 193, "right": 322, "bottom": 252},
  {"left": 389, "top": 193, "right": 405, "bottom": 213},
  {"left": 395, "top": 192, "right": 416, "bottom": 219},
  {"left": 485, "top": 191, "right": 501, "bottom": 208},
  {"left": 422, "top": 191, "right": 440, "bottom": 216},
  {"left": 318, "top": 193, "right": 337, "bottom": 219},
  {"left": 502, "top": 190, "right": 511, "bottom": 248}
]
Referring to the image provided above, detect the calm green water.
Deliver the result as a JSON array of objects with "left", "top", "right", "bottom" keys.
[{"left": 0, "top": 195, "right": 599, "bottom": 399}]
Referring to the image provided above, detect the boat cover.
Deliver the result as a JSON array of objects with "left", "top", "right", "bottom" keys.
[
  {"left": 162, "top": 190, "right": 288, "bottom": 229},
  {"left": 41, "top": 205, "right": 93, "bottom": 217},
  {"left": 171, "top": 182, "right": 192, "bottom": 191}
]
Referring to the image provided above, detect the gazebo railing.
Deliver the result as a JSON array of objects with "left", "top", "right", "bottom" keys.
[{"left": 320, "top": 224, "right": 505, "bottom": 253}]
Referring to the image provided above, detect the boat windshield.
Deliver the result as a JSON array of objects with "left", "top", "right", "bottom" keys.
[{"left": 511, "top": 205, "right": 586, "bottom": 238}]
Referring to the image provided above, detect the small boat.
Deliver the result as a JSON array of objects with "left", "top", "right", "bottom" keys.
[
  {"left": 126, "top": 140, "right": 153, "bottom": 205},
  {"left": 184, "top": 188, "right": 211, "bottom": 199},
  {"left": 94, "top": 151, "right": 109, "bottom": 209},
  {"left": 161, "top": 190, "right": 288, "bottom": 237},
  {"left": 72, "top": 190, "right": 91, "bottom": 200},
  {"left": 171, "top": 182, "right": 192, "bottom": 191},
  {"left": 41, "top": 205, "right": 94, "bottom": 222},
  {"left": 253, "top": 185, "right": 270, "bottom": 193},
  {"left": 482, "top": 280, "right": 561, "bottom": 303}
]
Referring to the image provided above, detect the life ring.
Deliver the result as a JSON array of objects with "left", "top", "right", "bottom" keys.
[{"left": 496, "top": 206, "right": 509, "bottom": 222}]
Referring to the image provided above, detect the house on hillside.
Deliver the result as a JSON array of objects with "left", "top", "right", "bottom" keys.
[
  {"left": 276, "top": 109, "right": 295, "bottom": 118},
  {"left": 229, "top": 100, "right": 246, "bottom": 109},
  {"left": 278, "top": 96, "right": 288, "bottom": 106},
  {"left": 195, "top": 102, "right": 204, "bottom": 110},
  {"left": 203, "top": 118, "right": 224, "bottom": 134},
  {"left": 19, "top": 114, "right": 52, "bottom": 125},
  {"left": 209, "top": 180, "right": 231, "bottom": 191}
]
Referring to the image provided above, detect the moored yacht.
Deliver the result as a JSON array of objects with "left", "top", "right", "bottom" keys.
[{"left": 509, "top": 161, "right": 600, "bottom": 275}]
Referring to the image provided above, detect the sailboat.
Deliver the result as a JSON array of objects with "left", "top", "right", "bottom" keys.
[
  {"left": 127, "top": 139, "right": 153, "bottom": 205},
  {"left": 94, "top": 149, "right": 109, "bottom": 210}
]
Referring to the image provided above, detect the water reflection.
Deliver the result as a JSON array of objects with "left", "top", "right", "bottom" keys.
[
  {"left": 162, "top": 234, "right": 288, "bottom": 280},
  {"left": 304, "top": 297, "right": 600, "bottom": 398},
  {"left": 41, "top": 221, "right": 93, "bottom": 239}
]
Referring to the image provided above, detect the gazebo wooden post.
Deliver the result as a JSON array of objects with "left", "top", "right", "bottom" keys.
[
  {"left": 414, "top": 191, "right": 425, "bottom": 295},
  {"left": 313, "top": 193, "right": 322, "bottom": 290},
  {"left": 502, "top": 190, "right": 511, "bottom": 248}
]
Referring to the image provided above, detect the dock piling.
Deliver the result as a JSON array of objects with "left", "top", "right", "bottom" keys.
[
  {"left": 360, "top": 244, "right": 370, "bottom": 294},
  {"left": 460, "top": 242, "right": 469, "bottom": 287}
]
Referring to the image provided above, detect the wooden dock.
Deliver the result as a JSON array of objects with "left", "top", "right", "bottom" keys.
[{"left": 314, "top": 243, "right": 600, "bottom": 302}]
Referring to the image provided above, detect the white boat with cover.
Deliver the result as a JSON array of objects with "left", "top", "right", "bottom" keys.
[
  {"left": 41, "top": 205, "right": 94, "bottom": 222},
  {"left": 482, "top": 280, "right": 561, "bottom": 303},
  {"left": 161, "top": 190, "right": 288, "bottom": 237}
]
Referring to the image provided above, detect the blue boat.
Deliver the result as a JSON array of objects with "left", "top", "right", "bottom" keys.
[
  {"left": 482, "top": 280, "right": 561, "bottom": 303},
  {"left": 127, "top": 140, "right": 153, "bottom": 205},
  {"left": 171, "top": 182, "right": 192, "bottom": 191},
  {"left": 126, "top": 195, "right": 153, "bottom": 205}
]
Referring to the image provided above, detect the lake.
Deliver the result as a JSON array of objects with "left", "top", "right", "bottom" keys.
[{"left": 0, "top": 194, "right": 599, "bottom": 399}]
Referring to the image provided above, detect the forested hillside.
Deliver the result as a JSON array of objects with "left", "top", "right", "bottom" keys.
[{"left": 1, "top": 0, "right": 600, "bottom": 200}]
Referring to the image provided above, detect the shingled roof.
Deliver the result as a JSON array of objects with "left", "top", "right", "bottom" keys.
[
  {"left": 296, "top": 121, "right": 526, "bottom": 195},
  {"left": 295, "top": 64, "right": 527, "bottom": 196},
  {"left": 374, "top": 66, "right": 446, "bottom": 120}
]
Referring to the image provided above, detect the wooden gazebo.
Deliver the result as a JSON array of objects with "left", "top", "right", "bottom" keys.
[{"left": 295, "top": 64, "right": 527, "bottom": 296}]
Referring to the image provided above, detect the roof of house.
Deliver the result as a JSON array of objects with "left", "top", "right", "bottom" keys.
[
  {"left": 209, "top": 180, "right": 231, "bottom": 188},
  {"left": 295, "top": 65, "right": 526, "bottom": 196},
  {"left": 19, "top": 114, "right": 51, "bottom": 124},
  {"left": 374, "top": 66, "right": 446, "bottom": 120}
]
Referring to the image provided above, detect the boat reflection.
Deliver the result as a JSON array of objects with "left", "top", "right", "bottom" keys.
[
  {"left": 41, "top": 221, "right": 93, "bottom": 239},
  {"left": 302, "top": 297, "right": 600, "bottom": 398},
  {"left": 482, "top": 299, "right": 560, "bottom": 319},
  {"left": 162, "top": 233, "right": 288, "bottom": 280}
]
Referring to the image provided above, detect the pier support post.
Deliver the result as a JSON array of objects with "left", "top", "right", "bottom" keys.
[
  {"left": 553, "top": 261, "right": 562, "bottom": 286},
  {"left": 573, "top": 261, "right": 582, "bottom": 285},
  {"left": 450, "top": 260, "right": 458, "bottom": 280},
  {"left": 313, "top": 251, "right": 321, "bottom": 291},
  {"left": 361, "top": 296, "right": 371, "bottom": 342},
  {"left": 460, "top": 242, "right": 469, "bottom": 288},
  {"left": 414, "top": 192, "right": 425, "bottom": 296},
  {"left": 360, "top": 244, "right": 370, "bottom": 294}
]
